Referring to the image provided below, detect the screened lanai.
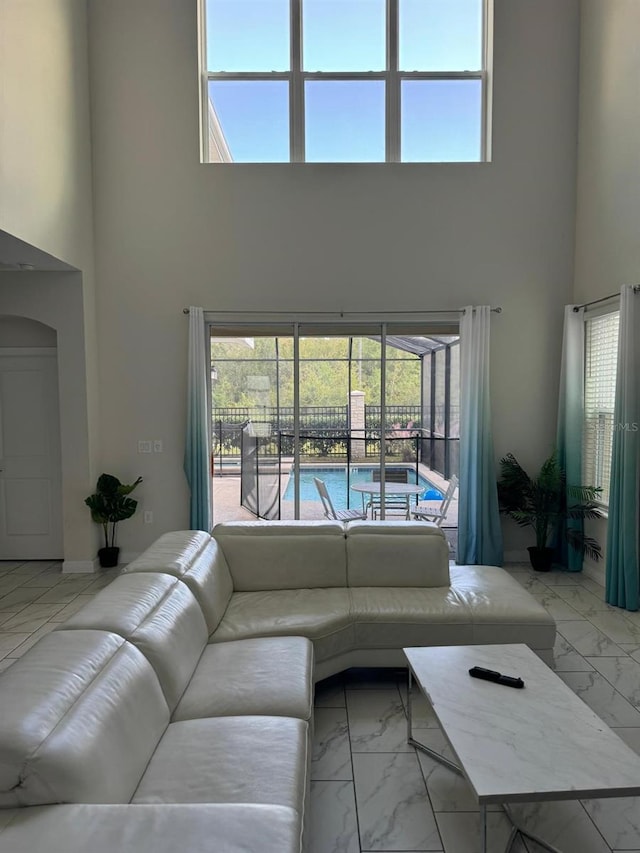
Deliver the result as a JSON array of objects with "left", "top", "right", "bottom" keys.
[{"left": 210, "top": 326, "right": 459, "bottom": 538}]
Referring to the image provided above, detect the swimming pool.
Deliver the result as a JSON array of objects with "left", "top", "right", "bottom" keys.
[{"left": 283, "top": 466, "right": 443, "bottom": 511}]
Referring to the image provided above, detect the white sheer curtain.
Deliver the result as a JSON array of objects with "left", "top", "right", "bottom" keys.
[
  {"left": 457, "top": 306, "right": 503, "bottom": 565},
  {"left": 555, "top": 305, "right": 585, "bottom": 571},
  {"left": 184, "top": 307, "right": 211, "bottom": 531}
]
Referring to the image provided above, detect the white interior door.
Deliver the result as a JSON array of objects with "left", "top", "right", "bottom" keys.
[{"left": 0, "top": 349, "right": 63, "bottom": 559}]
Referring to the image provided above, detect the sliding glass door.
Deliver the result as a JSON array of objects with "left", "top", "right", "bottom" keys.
[{"left": 209, "top": 320, "right": 459, "bottom": 522}]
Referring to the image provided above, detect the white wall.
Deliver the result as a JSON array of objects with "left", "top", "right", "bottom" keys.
[
  {"left": 574, "top": 0, "right": 640, "bottom": 305},
  {"left": 0, "top": 0, "right": 94, "bottom": 273},
  {"left": 573, "top": 0, "right": 640, "bottom": 581},
  {"left": 88, "top": 0, "right": 580, "bottom": 557},
  {"left": 0, "top": 0, "right": 101, "bottom": 566}
]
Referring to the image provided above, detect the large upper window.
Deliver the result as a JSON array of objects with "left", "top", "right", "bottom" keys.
[
  {"left": 201, "top": 0, "right": 491, "bottom": 163},
  {"left": 583, "top": 310, "right": 620, "bottom": 506}
]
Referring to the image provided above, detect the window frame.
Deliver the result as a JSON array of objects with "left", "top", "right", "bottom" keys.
[
  {"left": 208, "top": 317, "right": 460, "bottom": 518},
  {"left": 199, "top": 0, "right": 493, "bottom": 163},
  {"left": 582, "top": 305, "right": 620, "bottom": 510}
]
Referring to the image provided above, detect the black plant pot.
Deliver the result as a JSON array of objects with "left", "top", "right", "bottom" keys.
[
  {"left": 527, "top": 546, "right": 554, "bottom": 572},
  {"left": 98, "top": 546, "right": 120, "bottom": 568}
]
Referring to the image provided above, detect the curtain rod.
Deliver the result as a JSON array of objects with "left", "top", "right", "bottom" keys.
[
  {"left": 182, "top": 307, "right": 502, "bottom": 315},
  {"left": 573, "top": 285, "right": 640, "bottom": 312}
]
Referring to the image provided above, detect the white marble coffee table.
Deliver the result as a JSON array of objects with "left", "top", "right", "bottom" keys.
[{"left": 404, "top": 644, "right": 640, "bottom": 853}]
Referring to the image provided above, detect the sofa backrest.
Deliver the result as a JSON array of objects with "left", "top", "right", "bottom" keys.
[
  {"left": 0, "top": 630, "right": 169, "bottom": 808},
  {"left": 59, "top": 573, "right": 208, "bottom": 710},
  {"left": 345, "top": 521, "right": 450, "bottom": 587},
  {"left": 123, "top": 531, "right": 233, "bottom": 633},
  {"left": 213, "top": 521, "right": 347, "bottom": 590}
]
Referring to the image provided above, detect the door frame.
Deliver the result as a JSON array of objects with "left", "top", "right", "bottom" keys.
[{"left": 0, "top": 346, "right": 64, "bottom": 559}]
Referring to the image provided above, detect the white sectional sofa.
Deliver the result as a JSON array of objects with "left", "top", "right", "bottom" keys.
[
  {"left": 0, "top": 520, "right": 555, "bottom": 853},
  {"left": 208, "top": 521, "right": 555, "bottom": 675}
]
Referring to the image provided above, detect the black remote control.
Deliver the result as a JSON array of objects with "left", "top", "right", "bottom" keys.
[{"left": 469, "top": 666, "right": 524, "bottom": 688}]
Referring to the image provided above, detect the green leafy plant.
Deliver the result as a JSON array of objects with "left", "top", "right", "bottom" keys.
[
  {"left": 497, "top": 451, "right": 603, "bottom": 561},
  {"left": 85, "top": 473, "right": 143, "bottom": 549}
]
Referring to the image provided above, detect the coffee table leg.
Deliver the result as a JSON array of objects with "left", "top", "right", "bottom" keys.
[
  {"left": 480, "top": 804, "right": 563, "bottom": 853},
  {"left": 406, "top": 668, "right": 462, "bottom": 776},
  {"left": 502, "top": 804, "right": 564, "bottom": 853},
  {"left": 407, "top": 668, "right": 413, "bottom": 742},
  {"left": 405, "top": 675, "right": 559, "bottom": 853}
]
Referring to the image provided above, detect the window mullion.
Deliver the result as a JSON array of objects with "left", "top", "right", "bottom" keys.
[
  {"left": 199, "top": 0, "right": 209, "bottom": 162},
  {"left": 291, "top": 0, "right": 303, "bottom": 162},
  {"left": 482, "top": 0, "right": 494, "bottom": 161},
  {"left": 208, "top": 72, "right": 290, "bottom": 80},
  {"left": 387, "top": 0, "right": 399, "bottom": 163}
]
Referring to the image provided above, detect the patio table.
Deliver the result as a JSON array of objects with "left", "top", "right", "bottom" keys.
[{"left": 350, "top": 481, "right": 423, "bottom": 519}]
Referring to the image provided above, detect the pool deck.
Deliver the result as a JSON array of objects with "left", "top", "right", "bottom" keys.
[{"left": 212, "top": 466, "right": 458, "bottom": 528}]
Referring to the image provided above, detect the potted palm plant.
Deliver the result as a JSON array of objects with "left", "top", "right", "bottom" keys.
[
  {"left": 497, "top": 451, "right": 603, "bottom": 571},
  {"left": 85, "top": 473, "right": 143, "bottom": 568}
]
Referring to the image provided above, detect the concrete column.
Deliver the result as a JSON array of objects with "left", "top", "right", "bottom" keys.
[{"left": 350, "top": 390, "right": 366, "bottom": 460}]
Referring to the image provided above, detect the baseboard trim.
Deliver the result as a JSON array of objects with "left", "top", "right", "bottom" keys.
[
  {"left": 582, "top": 562, "right": 605, "bottom": 588},
  {"left": 62, "top": 559, "right": 98, "bottom": 574}
]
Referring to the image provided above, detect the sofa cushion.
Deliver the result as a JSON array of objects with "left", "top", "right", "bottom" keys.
[
  {"left": 123, "top": 531, "right": 233, "bottom": 633},
  {"left": 173, "top": 637, "right": 313, "bottom": 722},
  {"left": 60, "top": 574, "right": 208, "bottom": 710},
  {"left": 133, "top": 716, "right": 308, "bottom": 814},
  {"left": 0, "top": 630, "right": 169, "bottom": 807},
  {"left": 0, "top": 804, "right": 303, "bottom": 853},
  {"left": 210, "top": 588, "right": 354, "bottom": 662},
  {"left": 213, "top": 521, "right": 347, "bottom": 590},
  {"left": 345, "top": 521, "right": 450, "bottom": 587},
  {"left": 449, "top": 565, "right": 556, "bottom": 650},
  {"left": 349, "top": 586, "right": 475, "bottom": 647}
]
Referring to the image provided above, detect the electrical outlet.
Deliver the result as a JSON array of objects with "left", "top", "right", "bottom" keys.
[
  {"left": 143, "top": 510, "right": 153, "bottom": 524},
  {"left": 153, "top": 440, "right": 163, "bottom": 453},
  {"left": 138, "top": 440, "right": 152, "bottom": 454}
]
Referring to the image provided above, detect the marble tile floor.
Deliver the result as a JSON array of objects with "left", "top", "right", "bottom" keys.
[
  {"left": 2, "top": 559, "right": 640, "bottom": 851},
  {"left": 310, "top": 565, "right": 640, "bottom": 853}
]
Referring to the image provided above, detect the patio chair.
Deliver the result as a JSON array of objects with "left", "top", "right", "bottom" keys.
[
  {"left": 369, "top": 468, "right": 410, "bottom": 519},
  {"left": 313, "top": 477, "right": 368, "bottom": 522},
  {"left": 412, "top": 475, "right": 458, "bottom": 527}
]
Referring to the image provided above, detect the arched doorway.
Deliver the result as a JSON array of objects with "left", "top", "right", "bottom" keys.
[{"left": 0, "top": 316, "right": 63, "bottom": 558}]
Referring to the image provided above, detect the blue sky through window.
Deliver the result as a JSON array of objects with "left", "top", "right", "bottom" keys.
[
  {"left": 306, "top": 81, "right": 385, "bottom": 162},
  {"left": 399, "top": 0, "right": 483, "bottom": 71},
  {"left": 206, "top": 0, "right": 483, "bottom": 162},
  {"left": 401, "top": 80, "right": 482, "bottom": 162},
  {"left": 207, "top": 0, "right": 290, "bottom": 71},
  {"left": 209, "top": 81, "right": 290, "bottom": 162},
  {"left": 303, "top": 0, "right": 386, "bottom": 71}
]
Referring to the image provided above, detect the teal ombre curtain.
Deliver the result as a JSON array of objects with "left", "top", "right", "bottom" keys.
[
  {"left": 184, "top": 307, "right": 211, "bottom": 532},
  {"left": 606, "top": 285, "right": 640, "bottom": 610},
  {"left": 555, "top": 305, "right": 585, "bottom": 571},
  {"left": 457, "top": 306, "right": 503, "bottom": 566}
]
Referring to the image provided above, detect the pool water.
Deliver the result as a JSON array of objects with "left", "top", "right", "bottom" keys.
[{"left": 283, "top": 466, "right": 442, "bottom": 511}]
